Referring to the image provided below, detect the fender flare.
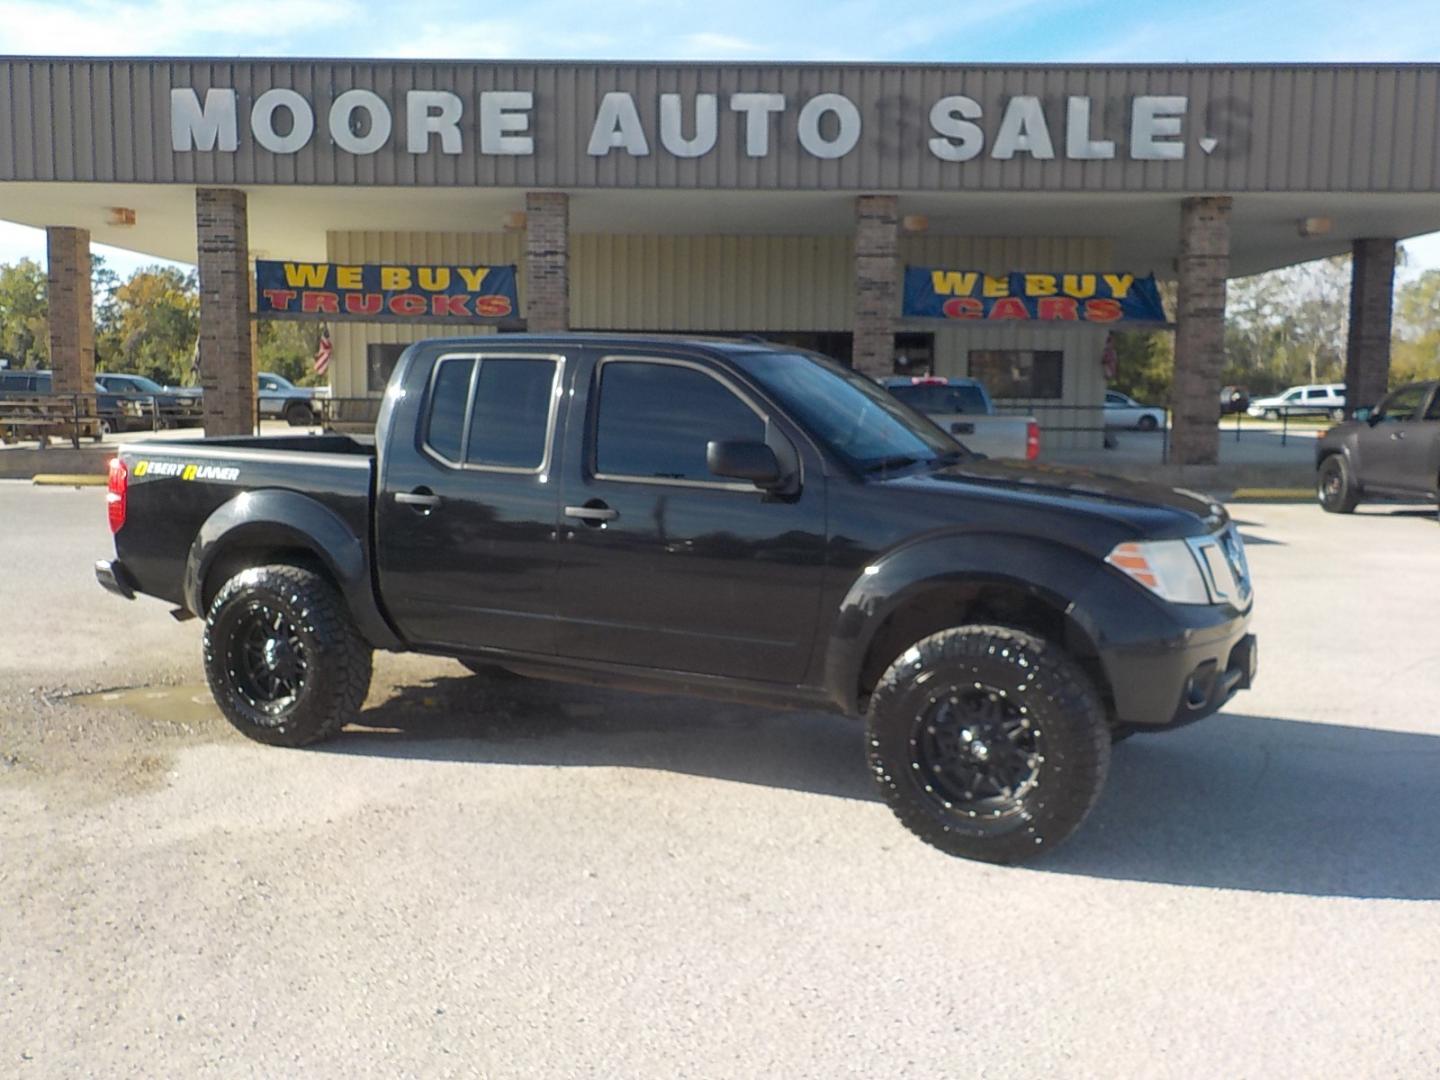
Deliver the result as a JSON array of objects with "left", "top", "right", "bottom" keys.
[
  {"left": 822, "top": 531, "right": 1115, "bottom": 714},
  {"left": 183, "top": 489, "right": 401, "bottom": 649}
]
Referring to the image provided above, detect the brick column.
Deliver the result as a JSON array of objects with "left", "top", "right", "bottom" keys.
[
  {"left": 46, "top": 227, "right": 95, "bottom": 402},
  {"left": 196, "top": 188, "right": 256, "bottom": 436},
  {"left": 853, "top": 195, "right": 899, "bottom": 378},
  {"left": 1171, "top": 196, "right": 1232, "bottom": 466},
  {"left": 525, "top": 192, "right": 569, "bottom": 332},
  {"left": 1344, "top": 238, "right": 1396, "bottom": 416}
]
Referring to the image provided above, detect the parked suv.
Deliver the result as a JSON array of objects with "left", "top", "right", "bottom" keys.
[
  {"left": 96, "top": 372, "right": 203, "bottom": 428},
  {"left": 1247, "top": 383, "right": 1346, "bottom": 421}
]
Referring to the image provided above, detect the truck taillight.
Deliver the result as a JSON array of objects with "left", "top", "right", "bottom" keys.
[
  {"left": 1026, "top": 421, "right": 1040, "bottom": 461},
  {"left": 107, "top": 457, "right": 127, "bottom": 533}
]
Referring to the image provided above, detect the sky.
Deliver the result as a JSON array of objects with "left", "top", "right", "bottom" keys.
[{"left": 2, "top": 0, "right": 1439, "bottom": 277}]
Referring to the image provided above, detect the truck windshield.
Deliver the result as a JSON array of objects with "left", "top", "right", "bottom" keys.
[{"left": 736, "top": 351, "right": 963, "bottom": 473}]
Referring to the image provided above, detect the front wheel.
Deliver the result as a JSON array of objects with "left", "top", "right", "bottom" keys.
[
  {"left": 1137, "top": 414, "right": 1159, "bottom": 432},
  {"left": 1264, "top": 409, "right": 1279, "bottom": 421},
  {"left": 866, "top": 625, "right": 1110, "bottom": 865},
  {"left": 1317, "top": 455, "right": 1360, "bottom": 514},
  {"left": 284, "top": 401, "right": 315, "bottom": 426},
  {"left": 204, "top": 564, "right": 373, "bottom": 746}
]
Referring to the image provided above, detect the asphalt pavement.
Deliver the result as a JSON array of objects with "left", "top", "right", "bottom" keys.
[{"left": 2, "top": 481, "right": 1438, "bottom": 1078}]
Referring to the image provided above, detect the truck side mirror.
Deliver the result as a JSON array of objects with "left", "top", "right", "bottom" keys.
[{"left": 707, "top": 439, "right": 782, "bottom": 489}]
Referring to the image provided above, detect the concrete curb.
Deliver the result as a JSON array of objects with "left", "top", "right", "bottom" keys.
[{"left": 32, "top": 473, "right": 107, "bottom": 487}]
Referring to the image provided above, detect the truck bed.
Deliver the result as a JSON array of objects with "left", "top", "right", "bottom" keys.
[{"left": 112, "top": 433, "right": 377, "bottom": 611}]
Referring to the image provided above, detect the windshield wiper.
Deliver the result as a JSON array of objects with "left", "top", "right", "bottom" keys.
[{"left": 863, "top": 454, "right": 921, "bottom": 474}]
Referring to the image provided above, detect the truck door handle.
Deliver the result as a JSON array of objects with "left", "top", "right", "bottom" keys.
[
  {"left": 564, "top": 503, "right": 619, "bottom": 524},
  {"left": 950, "top": 422, "right": 975, "bottom": 435},
  {"left": 395, "top": 489, "right": 443, "bottom": 510}
]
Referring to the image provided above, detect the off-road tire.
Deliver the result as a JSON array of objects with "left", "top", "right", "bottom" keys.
[
  {"left": 204, "top": 564, "right": 372, "bottom": 747},
  {"left": 866, "top": 625, "right": 1110, "bottom": 865},
  {"left": 1317, "top": 454, "right": 1360, "bottom": 514}
]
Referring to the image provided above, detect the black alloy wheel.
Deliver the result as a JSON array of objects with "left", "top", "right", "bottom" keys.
[
  {"left": 867, "top": 624, "right": 1110, "bottom": 864},
  {"left": 1317, "top": 454, "right": 1360, "bottom": 514},
  {"left": 204, "top": 564, "right": 372, "bottom": 746}
]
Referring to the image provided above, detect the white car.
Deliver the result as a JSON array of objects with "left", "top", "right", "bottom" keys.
[
  {"left": 1247, "top": 383, "right": 1346, "bottom": 421},
  {"left": 1104, "top": 390, "right": 1165, "bottom": 431}
]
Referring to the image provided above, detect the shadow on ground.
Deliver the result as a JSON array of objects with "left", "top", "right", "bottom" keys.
[{"left": 330, "top": 673, "right": 1440, "bottom": 901}]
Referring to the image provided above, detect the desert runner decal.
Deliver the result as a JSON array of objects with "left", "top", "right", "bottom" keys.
[{"left": 132, "top": 459, "right": 241, "bottom": 482}]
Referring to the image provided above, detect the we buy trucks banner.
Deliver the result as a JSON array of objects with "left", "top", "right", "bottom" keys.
[
  {"left": 256, "top": 260, "right": 519, "bottom": 323},
  {"left": 903, "top": 267, "right": 1166, "bottom": 323}
]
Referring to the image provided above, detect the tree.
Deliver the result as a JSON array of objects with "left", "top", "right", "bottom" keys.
[
  {"left": 95, "top": 266, "right": 200, "bottom": 385},
  {"left": 0, "top": 259, "right": 49, "bottom": 368},
  {"left": 1109, "top": 330, "right": 1173, "bottom": 405},
  {"left": 257, "top": 320, "right": 326, "bottom": 387},
  {"left": 1391, "top": 269, "right": 1440, "bottom": 385},
  {"left": 1223, "top": 255, "right": 1350, "bottom": 397}
]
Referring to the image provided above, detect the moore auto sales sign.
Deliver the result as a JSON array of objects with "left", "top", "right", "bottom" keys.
[{"left": 171, "top": 84, "right": 1228, "bottom": 164}]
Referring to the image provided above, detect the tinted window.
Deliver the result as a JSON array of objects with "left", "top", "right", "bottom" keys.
[
  {"left": 890, "top": 384, "right": 989, "bottom": 416},
  {"left": 466, "top": 359, "right": 556, "bottom": 469},
  {"left": 1306, "top": 389, "right": 1328, "bottom": 399},
  {"left": 595, "top": 361, "right": 764, "bottom": 483},
  {"left": 1381, "top": 385, "right": 1427, "bottom": 422},
  {"left": 1426, "top": 390, "right": 1440, "bottom": 421},
  {"left": 425, "top": 359, "right": 475, "bottom": 461}
]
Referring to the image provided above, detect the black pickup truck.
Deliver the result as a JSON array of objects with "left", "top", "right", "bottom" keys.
[{"left": 97, "top": 335, "right": 1256, "bottom": 864}]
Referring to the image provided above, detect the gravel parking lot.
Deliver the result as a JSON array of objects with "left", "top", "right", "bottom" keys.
[{"left": 2, "top": 481, "right": 1438, "bottom": 1078}]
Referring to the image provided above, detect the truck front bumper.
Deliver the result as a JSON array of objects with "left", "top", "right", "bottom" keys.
[
  {"left": 1100, "top": 607, "right": 1257, "bottom": 729},
  {"left": 95, "top": 558, "right": 137, "bottom": 600}
]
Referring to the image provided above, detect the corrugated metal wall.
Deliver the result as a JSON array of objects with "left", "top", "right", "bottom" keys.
[{"left": 5, "top": 59, "right": 1439, "bottom": 192}]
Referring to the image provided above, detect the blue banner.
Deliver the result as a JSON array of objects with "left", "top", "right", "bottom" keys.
[
  {"left": 256, "top": 260, "right": 519, "bottom": 324},
  {"left": 903, "top": 267, "right": 1167, "bottom": 323}
]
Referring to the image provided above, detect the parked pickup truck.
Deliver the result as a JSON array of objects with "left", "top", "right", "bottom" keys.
[
  {"left": 1316, "top": 379, "right": 1440, "bottom": 514},
  {"left": 879, "top": 376, "right": 1039, "bottom": 460},
  {"left": 97, "top": 335, "right": 1256, "bottom": 864}
]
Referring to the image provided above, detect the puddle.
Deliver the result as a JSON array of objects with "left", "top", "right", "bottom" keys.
[{"left": 69, "top": 683, "right": 220, "bottom": 726}]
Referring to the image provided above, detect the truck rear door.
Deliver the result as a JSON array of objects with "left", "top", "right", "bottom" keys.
[{"left": 375, "top": 347, "right": 567, "bottom": 654}]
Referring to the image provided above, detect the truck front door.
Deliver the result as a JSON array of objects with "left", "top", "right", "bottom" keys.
[
  {"left": 1356, "top": 384, "right": 1435, "bottom": 495},
  {"left": 552, "top": 352, "right": 827, "bottom": 684},
  {"left": 376, "top": 349, "right": 567, "bottom": 654}
]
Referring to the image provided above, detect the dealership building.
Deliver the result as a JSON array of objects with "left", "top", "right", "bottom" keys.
[{"left": 3, "top": 58, "right": 1439, "bottom": 462}]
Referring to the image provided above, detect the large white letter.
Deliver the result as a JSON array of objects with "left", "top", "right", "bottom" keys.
[
  {"left": 250, "top": 88, "right": 315, "bottom": 154},
  {"left": 329, "top": 89, "right": 391, "bottom": 155},
  {"left": 1131, "top": 95, "right": 1187, "bottom": 160},
  {"left": 992, "top": 96, "right": 1054, "bottom": 160},
  {"left": 659, "top": 93, "right": 717, "bottom": 158},
  {"left": 407, "top": 90, "right": 463, "bottom": 154},
  {"left": 1065, "top": 96, "right": 1114, "bottom": 160},
  {"left": 587, "top": 92, "right": 649, "bottom": 156},
  {"left": 481, "top": 91, "right": 534, "bottom": 155},
  {"left": 729, "top": 93, "right": 785, "bottom": 157},
  {"left": 927, "top": 95, "right": 984, "bottom": 162},
  {"left": 797, "top": 93, "right": 860, "bottom": 159},
  {"left": 171, "top": 88, "right": 238, "bottom": 152}
]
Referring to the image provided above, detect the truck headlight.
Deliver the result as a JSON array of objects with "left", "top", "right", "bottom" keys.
[{"left": 1106, "top": 539, "right": 1213, "bottom": 605}]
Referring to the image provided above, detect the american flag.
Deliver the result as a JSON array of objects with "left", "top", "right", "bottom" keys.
[{"left": 313, "top": 323, "right": 332, "bottom": 376}]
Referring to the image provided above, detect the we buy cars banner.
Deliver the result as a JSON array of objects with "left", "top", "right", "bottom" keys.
[
  {"left": 903, "top": 267, "right": 1167, "bottom": 323},
  {"left": 256, "top": 260, "right": 519, "bottom": 324}
]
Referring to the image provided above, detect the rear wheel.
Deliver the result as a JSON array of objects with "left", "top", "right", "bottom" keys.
[
  {"left": 204, "top": 564, "right": 373, "bottom": 746},
  {"left": 1317, "top": 454, "right": 1360, "bottom": 514},
  {"left": 1330, "top": 407, "right": 1345, "bottom": 422},
  {"left": 866, "top": 625, "right": 1110, "bottom": 864}
]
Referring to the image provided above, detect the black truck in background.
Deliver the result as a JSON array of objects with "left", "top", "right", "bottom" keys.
[{"left": 97, "top": 335, "right": 1256, "bottom": 864}]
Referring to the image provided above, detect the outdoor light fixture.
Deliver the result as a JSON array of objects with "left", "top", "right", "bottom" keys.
[
  {"left": 1297, "top": 216, "right": 1333, "bottom": 237},
  {"left": 107, "top": 207, "right": 136, "bottom": 226},
  {"left": 902, "top": 214, "right": 929, "bottom": 233},
  {"left": 503, "top": 210, "right": 528, "bottom": 232}
]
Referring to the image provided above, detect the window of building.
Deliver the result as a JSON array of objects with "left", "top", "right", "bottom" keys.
[
  {"left": 968, "top": 350, "right": 1064, "bottom": 399},
  {"left": 594, "top": 360, "right": 764, "bottom": 483},
  {"left": 892, "top": 332, "right": 934, "bottom": 376},
  {"left": 367, "top": 343, "right": 408, "bottom": 394},
  {"left": 424, "top": 358, "right": 474, "bottom": 462},
  {"left": 465, "top": 358, "right": 556, "bottom": 470}
]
